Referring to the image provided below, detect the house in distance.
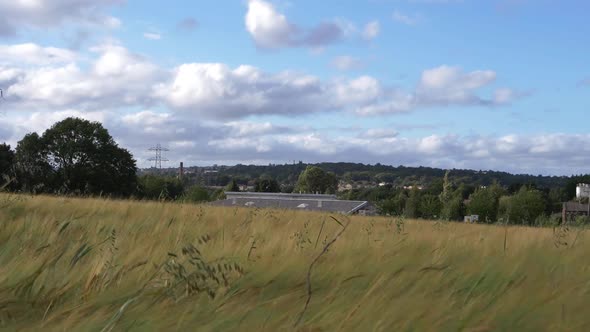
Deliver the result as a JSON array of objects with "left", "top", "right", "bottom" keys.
[{"left": 211, "top": 192, "right": 376, "bottom": 216}]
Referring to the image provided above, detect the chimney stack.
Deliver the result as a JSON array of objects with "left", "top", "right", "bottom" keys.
[{"left": 179, "top": 162, "right": 184, "bottom": 179}]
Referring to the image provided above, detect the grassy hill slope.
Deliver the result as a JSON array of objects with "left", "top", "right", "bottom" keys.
[{"left": 0, "top": 194, "right": 589, "bottom": 331}]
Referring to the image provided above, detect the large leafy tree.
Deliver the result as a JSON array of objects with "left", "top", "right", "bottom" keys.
[
  {"left": 498, "top": 186, "right": 546, "bottom": 225},
  {"left": 15, "top": 117, "right": 137, "bottom": 196},
  {"left": 295, "top": 166, "right": 338, "bottom": 194},
  {"left": 467, "top": 183, "right": 505, "bottom": 223},
  {"left": 254, "top": 178, "right": 280, "bottom": 193},
  {"left": 14, "top": 133, "right": 53, "bottom": 193},
  {"left": 0, "top": 143, "right": 14, "bottom": 179}
]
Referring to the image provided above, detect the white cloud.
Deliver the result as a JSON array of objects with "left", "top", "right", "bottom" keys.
[
  {"left": 4, "top": 106, "right": 589, "bottom": 175},
  {"left": 0, "top": 41, "right": 524, "bottom": 124},
  {"left": 156, "top": 63, "right": 330, "bottom": 118},
  {"left": 2, "top": 43, "right": 162, "bottom": 110},
  {"left": 362, "top": 20, "right": 380, "bottom": 40},
  {"left": 359, "top": 128, "right": 399, "bottom": 139},
  {"left": 492, "top": 88, "right": 531, "bottom": 105},
  {"left": 245, "top": 0, "right": 342, "bottom": 49},
  {"left": 225, "top": 121, "right": 289, "bottom": 137},
  {"left": 392, "top": 11, "right": 420, "bottom": 25},
  {"left": 330, "top": 76, "right": 381, "bottom": 105},
  {"left": 0, "top": 0, "right": 123, "bottom": 36},
  {"left": 103, "top": 16, "right": 122, "bottom": 29},
  {"left": 416, "top": 65, "right": 497, "bottom": 105},
  {"left": 356, "top": 65, "right": 515, "bottom": 115},
  {"left": 143, "top": 32, "right": 161, "bottom": 40},
  {"left": 121, "top": 111, "right": 171, "bottom": 126},
  {"left": 0, "top": 43, "right": 77, "bottom": 65},
  {"left": 331, "top": 56, "right": 363, "bottom": 71}
]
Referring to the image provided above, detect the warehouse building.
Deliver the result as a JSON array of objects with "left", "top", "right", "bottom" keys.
[{"left": 210, "top": 192, "right": 375, "bottom": 215}]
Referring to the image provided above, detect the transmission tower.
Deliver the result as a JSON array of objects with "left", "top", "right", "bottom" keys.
[{"left": 148, "top": 144, "right": 169, "bottom": 169}]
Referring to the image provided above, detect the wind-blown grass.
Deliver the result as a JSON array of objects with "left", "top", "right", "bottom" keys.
[{"left": 0, "top": 194, "right": 589, "bottom": 331}]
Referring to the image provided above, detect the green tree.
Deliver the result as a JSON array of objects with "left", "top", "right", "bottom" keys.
[
  {"left": 254, "top": 178, "right": 280, "bottom": 193},
  {"left": 183, "top": 185, "right": 210, "bottom": 203},
  {"left": 295, "top": 166, "right": 337, "bottom": 194},
  {"left": 379, "top": 191, "right": 407, "bottom": 216},
  {"left": 439, "top": 170, "right": 463, "bottom": 220},
  {"left": 139, "top": 175, "right": 184, "bottom": 200},
  {"left": 225, "top": 179, "right": 239, "bottom": 192},
  {"left": 439, "top": 170, "right": 453, "bottom": 206},
  {"left": 498, "top": 186, "right": 546, "bottom": 225},
  {"left": 420, "top": 194, "right": 442, "bottom": 219},
  {"left": 405, "top": 187, "right": 421, "bottom": 218},
  {"left": 0, "top": 143, "right": 14, "bottom": 180},
  {"left": 443, "top": 196, "right": 465, "bottom": 221},
  {"left": 37, "top": 117, "right": 138, "bottom": 196},
  {"left": 467, "top": 183, "right": 504, "bottom": 223},
  {"left": 14, "top": 133, "right": 53, "bottom": 193}
]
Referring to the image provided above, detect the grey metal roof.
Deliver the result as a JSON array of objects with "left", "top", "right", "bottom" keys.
[
  {"left": 210, "top": 193, "right": 368, "bottom": 214},
  {"left": 224, "top": 191, "right": 338, "bottom": 200}
]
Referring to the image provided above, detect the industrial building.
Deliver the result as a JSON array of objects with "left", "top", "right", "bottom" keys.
[
  {"left": 562, "top": 183, "right": 590, "bottom": 223},
  {"left": 210, "top": 192, "right": 375, "bottom": 215}
]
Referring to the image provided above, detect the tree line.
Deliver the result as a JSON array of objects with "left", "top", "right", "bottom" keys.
[{"left": 0, "top": 117, "right": 212, "bottom": 203}]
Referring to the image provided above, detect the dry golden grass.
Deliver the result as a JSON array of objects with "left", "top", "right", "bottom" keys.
[{"left": 1, "top": 193, "right": 589, "bottom": 331}]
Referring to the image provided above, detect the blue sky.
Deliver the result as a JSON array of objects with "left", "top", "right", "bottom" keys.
[{"left": 0, "top": 0, "right": 589, "bottom": 175}]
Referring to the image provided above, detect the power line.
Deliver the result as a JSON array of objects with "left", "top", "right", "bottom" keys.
[{"left": 148, "top": 143, "right": 169, "bottom": 169}]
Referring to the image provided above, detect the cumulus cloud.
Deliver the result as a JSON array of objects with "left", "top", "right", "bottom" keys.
[
  {"left": 330, "top": 56, "right": 363, "bottom": 71},
  {"left": 0, "top": 0, "right": 123, "bottom": 36},
  {"left": 1, "top": 45, "right": 523, "bottom": 120},
  {"left": 359, "top": 128, "right": 399, "bottom": 139},
  {"left": 4, "top": 106, "right": 588, "bottom": 175},
  {"left": 362, "top": 20, "right": 380, "bottom": 40},
  {"left": 0, "top": 43, "right": 77, "bottom": 65},
  {"left": 416, "top": 65, "right": 497, "bottom": 105},
  {"left": 357, "top": 65, "right": 520, "bottom": 115},
  {"left": 244, "top": 0, "right": 342, "bottom": 49},
  {"left": 156, "top": 63, "right": 328, "bottom": 118},
  {"left": 2, "top": 43, "right": 162, "bottom": 110}
]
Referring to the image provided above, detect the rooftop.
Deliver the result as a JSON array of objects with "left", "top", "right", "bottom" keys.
[{"left": 211, "top": 192, "right": 369, "bottom": 215}]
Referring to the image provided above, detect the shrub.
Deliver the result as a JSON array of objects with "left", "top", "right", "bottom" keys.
[
  {"left": 183, "top": 185, "right": 210, "bottom": 203},
  {"left": 498, "top": 187, "right": 546, "bottom": 225}
]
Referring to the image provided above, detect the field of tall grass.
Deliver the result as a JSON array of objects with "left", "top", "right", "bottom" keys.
[{"left": 1, "top": 193, "right": 589, "bottom": 331}]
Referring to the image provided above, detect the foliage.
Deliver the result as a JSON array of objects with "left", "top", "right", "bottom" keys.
[
  {"left": 12, "top": 118, "right": 137, "bottom": 196},
  {"left": 13, "top": 133, "right": 53, "bottom": 193},
  {"left": 378, "top": 191, "right": 407, "bottom": 216},
  {"left": 138, "top": 175, "right": 184, "bottom": 200},
  {"left": 467, "top": 183, "right": 504, "bottom": 223},
  {"left": 254, "top": 178, "right": 280, "bottom": 193},
  {"left": 295, "top": 166, "right": 337, "bottom": 194},
  {"left": 442, "top": 196, "right": 465, "bottom": 221},
  {"left": 404, "top": 187, "right": 421, "bottom": 218},
  {"left": 498, "top": 186, "right": 547, "bottom": 225},
  {"left": 183, "top": 185, "right": 211, "bottom": 203},
  {"left": 0, "top": 143, "right": 14, "bottom": 178},
  {"left": 439, "top": 170, "right": 464, "bottom": 220},
  {"left": 419, "top": 194, "right": 442, "bottom": 219},
  {"left": 225, "top": 179, "right": 239, "bottom": 192}
]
